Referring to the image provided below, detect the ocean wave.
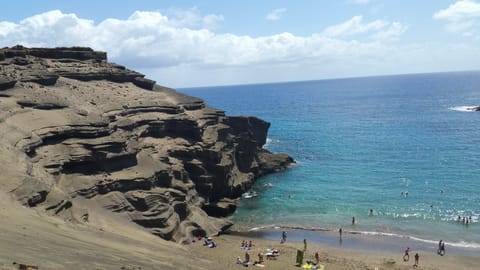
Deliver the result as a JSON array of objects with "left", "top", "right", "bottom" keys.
[
  {"left": 357, "top": 231, "right": 480, "bottom": 249},
  {"left": 264, "top": 138, "right": 272, "bottom": 148},
  {"left": 243, "top": 225, "right": 480, "bottom": 250},
  {"left": 448, "top": 106, "right": 479, "bottom": 112},
  {"left": 263, "top": 137, "right": 281, "bottom": 148},
  {"left": 248, "top": 224, "right": 332, "bottom": 232}
]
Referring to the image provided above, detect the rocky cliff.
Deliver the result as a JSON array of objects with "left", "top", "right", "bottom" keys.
[{"left": 0, "top": 45, "right": 293, "bottom": 243}]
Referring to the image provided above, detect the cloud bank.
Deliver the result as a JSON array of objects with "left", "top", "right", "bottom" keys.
[
  {"left": 0, "top": 10, "right": 404, "bottom": 67},
  {"left": 0, "top": 9, "right": 478, "bottom": 87}
]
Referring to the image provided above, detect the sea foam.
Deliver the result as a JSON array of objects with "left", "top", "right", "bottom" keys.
[{"left": 448, "top": 106, "right": 478, "bottom": 112}]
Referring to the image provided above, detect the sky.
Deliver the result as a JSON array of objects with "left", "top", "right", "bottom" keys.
[{"left": 1, "top": 0, "right": 480, "bottom": 88}]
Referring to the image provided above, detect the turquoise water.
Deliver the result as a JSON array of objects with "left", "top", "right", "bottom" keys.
[{"left": 180, "top": 71, "right": 480, "bottom": 250}]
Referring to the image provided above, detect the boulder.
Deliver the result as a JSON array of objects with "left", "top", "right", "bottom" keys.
[{"left": 0, "top": 77, "right": 16, "bottom": 90}]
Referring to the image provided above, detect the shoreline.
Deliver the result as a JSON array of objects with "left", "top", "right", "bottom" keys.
[
  {"left": 226, "top": 226, "right": 480, "bottom": 257},
  {"left": 189, "top": 232, "right": 480, "bottom": 270}
]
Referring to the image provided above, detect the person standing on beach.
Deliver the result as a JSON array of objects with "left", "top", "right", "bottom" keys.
[
  {"left": 440, "top": 241, "right": 446, "bottom": 256},
  {"left": 438, "top": 240, "right": 442, "bottom": 255},
  {"left": 281, "top": 231, "right": 287, "bottom": 243},
  {"left": 339, "top": 227, "right": 343, "bottom": 238},
  {"left": 303, "top": 239, "right": 307, "bottom": 251},
  {"left": 315, "top": 251, "right": 319, "bottom": 265},
  {"left": 414, "top": 253, "right": 419, "bottom": 267},
  {"left": 403, "top": 247, "right": 410, "bottom": 261}
]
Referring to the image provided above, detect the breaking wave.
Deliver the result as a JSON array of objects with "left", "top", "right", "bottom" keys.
[
  {"left": 245, "top": 224, "right": 480, "bottom": 250},
  {"left": 448, "top": 106, "right": 479, "bottom": 112}
]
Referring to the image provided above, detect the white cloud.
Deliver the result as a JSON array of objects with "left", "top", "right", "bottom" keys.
[
  {"left": 167, "top": 7, "right": 224, "bottom": 29},
  {"left": 321, "top": 15, "right": 406, "bottom": 40},
  {"left": 0, "top": 11, "right": 404, "bottom": 69},
  {"left": 434, "top": 0, "right": 480, "bottom": 21},
  {"left": 434, "top": 0, "right": 480, "bottom": 37},
  {"left": 370, "top": 22, "right": 408, "bottom": 41},
  {"left": 2, "top": 10, "right": 475, "bottom": 88},
  {"left": 351, "top": 0, "right": 372, "bottom": 4},
  {"left": 266, "top": 8, "right": 287, "bottom": 21}
]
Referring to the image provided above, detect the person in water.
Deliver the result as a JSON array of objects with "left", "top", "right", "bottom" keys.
[
  {"left": 281, "top": 231, "right": 287, "bottom": 243},
  {"left": 352, "top": 216, "right": 355, "bottom": 225}
]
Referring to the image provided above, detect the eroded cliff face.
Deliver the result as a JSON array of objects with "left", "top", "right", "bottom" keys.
[{"left": 0, "top": 46, "right": 293, "bottom": 243}]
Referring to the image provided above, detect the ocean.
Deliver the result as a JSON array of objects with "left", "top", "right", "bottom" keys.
[{"left": 180, "top": 71, "right": 480, "bottom": 255}]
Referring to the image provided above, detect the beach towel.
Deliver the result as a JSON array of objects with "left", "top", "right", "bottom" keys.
[
  {"left": 301, "top": 263, "right": 325, "bottom": 270},
  {"left": 301, "top": 263, "right": 313, "bottom": 269}
]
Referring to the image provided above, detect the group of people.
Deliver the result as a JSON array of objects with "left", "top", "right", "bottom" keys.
[
  {"left": 401, "top": 240, "right": 446, "bottom": 268},
  {"left": 233, "top": 228, "right": 452, "bottom": 269},
  {"left": 241, "top": 240, "right": 254, "bottom": 250},
  {"left": 457, "top": 215, "right": 473, "bottom": 226},
  {"left": 236, "top": 247, "right": 280, "bottom": 267},
  {"left": 403, "top": 247, "right": 420, "bottom": 267}
]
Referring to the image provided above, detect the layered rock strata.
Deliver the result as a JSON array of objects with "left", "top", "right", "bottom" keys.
[{"left": 0, "top": 46, "right": 293, "bottom": 243}]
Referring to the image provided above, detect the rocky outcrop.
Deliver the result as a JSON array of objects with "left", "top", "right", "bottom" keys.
[{"left": 0, "top": 46, "right": 293, "bottom": 243}]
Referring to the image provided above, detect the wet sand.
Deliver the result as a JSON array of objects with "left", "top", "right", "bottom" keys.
[{"left": 233, "top": 228, "right": 480, "bottom": 256}]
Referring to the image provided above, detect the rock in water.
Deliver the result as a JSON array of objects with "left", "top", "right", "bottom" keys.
[{"left": 0, "top": 46, "right": 293, "bottom": 243}]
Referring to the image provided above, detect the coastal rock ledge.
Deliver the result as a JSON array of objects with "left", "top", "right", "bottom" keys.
[{"left": 0, "top": 45, "right": 293, "bottom": 243}]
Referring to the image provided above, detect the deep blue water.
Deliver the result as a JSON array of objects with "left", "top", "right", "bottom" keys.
[{"left": 180, "top": 71, "right": 480, "bottom": 250}]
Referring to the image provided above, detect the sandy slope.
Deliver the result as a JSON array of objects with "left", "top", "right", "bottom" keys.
[{"left": 0, "top": 190, "right": 218, "bottom": 270}]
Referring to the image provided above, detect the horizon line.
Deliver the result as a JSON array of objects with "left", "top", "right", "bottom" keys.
[{"left": 177, "top": 69, "right": 480, "bottom": 90}]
